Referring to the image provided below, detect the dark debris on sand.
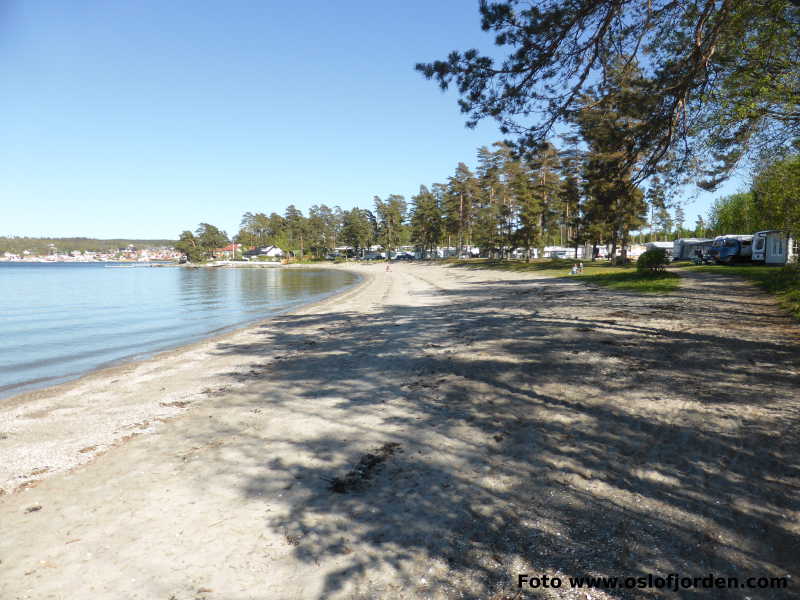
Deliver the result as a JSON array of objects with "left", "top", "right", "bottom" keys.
[{"left": 329, "top": 442, "right": 401, "bottom": 493}]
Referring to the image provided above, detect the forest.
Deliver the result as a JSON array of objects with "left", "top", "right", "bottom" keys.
[{"left": 175, "top": 144, "right": 798, "bottom": 262}]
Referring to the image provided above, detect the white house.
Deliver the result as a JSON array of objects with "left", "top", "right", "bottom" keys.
[{"left": 244, "top": 245, "right": 283, "bottom": 258}]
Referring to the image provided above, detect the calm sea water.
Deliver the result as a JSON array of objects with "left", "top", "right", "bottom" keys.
[{"left": 0, "top": 263, "right": 357, "bottom": 399}]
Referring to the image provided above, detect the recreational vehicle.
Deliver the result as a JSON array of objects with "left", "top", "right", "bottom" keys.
[
  {"left": 707, "top": 235, "right": 753, "bottom": 264},
  {"left": 543, "top": 246, "right": 583, "bottom": 259},
  {"left": 752, "top": 230, "right": 795, "bottom": 265},
  {"left": 672, "top": 238, "right": 714, "bottom": 261},
  {"left": 627, "top": 244, "right": 647, "bottom": 259},
  {"left": 645, "top": 241, "right": 674, "bottom": 261},
  {"left": 583, "top": 244, "right": 609, "bottom": 260}
]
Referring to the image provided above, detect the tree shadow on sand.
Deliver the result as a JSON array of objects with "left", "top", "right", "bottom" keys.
[{"left": 188, "top": 268, "right": 800, "bottom": 598}]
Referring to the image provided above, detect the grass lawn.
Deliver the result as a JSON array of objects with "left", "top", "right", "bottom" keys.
[
  {"left": 683, "top": 263, "right": 800, "bottom": 319},
  {"left": 449, "top": 258, "right": 681, "bottom": 293}
]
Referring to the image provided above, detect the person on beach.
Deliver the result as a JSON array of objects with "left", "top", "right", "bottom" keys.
[{"left": 386, "top": 258, "right": 391, "bottom": 272}]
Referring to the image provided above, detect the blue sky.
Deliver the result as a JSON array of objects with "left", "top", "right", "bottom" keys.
[{"left": 1, "top": 1, "right": 745, "bottom": 239}]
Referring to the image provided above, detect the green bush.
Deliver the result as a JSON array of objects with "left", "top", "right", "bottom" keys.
[{"left": 637, "top": 248, "right": 668, "bottom": 273}]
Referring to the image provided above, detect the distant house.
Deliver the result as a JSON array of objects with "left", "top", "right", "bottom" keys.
[
  {"left": 212, "top": 243, "right": 243, "bottom": 259},
  {"left": 243, "top": 245, "right": 283, "bottom": 259}
]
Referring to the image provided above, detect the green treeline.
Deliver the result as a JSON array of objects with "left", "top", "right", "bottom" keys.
[
  {"left": 0, "top": 237, "right": 175, "bottom": 255},
  {"left": 707, "top": 155, "right": 800, "bottom": 237},
  {"left": 177, "top": 140, "right": 592, "bottom": 262},
  {"left": 175, "top": 200, "right": 410, "bottom": 262},
  {"left": 177, "top": 149, "right": 800, "bottom": 263}
]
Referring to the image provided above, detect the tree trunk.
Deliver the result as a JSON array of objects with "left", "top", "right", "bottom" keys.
[{"left": 459, "top": 192, "right": 464, "bottom": 257}]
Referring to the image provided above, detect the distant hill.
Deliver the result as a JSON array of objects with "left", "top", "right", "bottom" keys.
[{"left": 0, "top": 236, "right": 176, "bottom": 255}]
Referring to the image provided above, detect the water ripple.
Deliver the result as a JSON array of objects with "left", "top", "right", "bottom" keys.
[{"left": 0, "top": 264, "right": 356, "bottom": 399}]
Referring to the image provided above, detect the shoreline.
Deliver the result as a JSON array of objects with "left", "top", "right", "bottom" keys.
[
  {"left": 0, "top": 265, "right": 369, "bottom": 493},
  {"left": 0, "top": 264, "right": 363, "bottom": 406},
  {"left": 1, "top": 262, "right": 798, "bottom": 599}
]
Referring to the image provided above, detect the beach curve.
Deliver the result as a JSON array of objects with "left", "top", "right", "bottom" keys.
[{"left": 1, "top": 261, "right": 798, "bottom": 599}]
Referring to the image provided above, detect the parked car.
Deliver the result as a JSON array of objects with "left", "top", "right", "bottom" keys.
[{"left": 394, "top": 252, "right": 414, "bottom": 261}]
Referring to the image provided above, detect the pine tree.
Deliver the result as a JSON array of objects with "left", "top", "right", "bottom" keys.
[
  {"left": 284, "top": 205, "right": 307, "bottom": 258},
  {"left": 573, "top": 61, "right": 648, "bottom": 261},
  {"left": 175, "top": 230, "right": 203, "bottom": 262},
  {"left": 331, "top": 206, "right": 345, "bottom": 250},
  {"left": 374, "top": 195, "right": 408, "bottom": 254},
  {"left": 694, "top": 215, "right": 706, "bottom": 238},
  {"left": 472, "top": 146, "right": 506, "bottom": 257},
  {"left": 418, "top": 0, "right": 800, "bottom": 186},
  {"left": 195, "top": 223, "right": 228, "bottom": 252},
  {"left": 506, "top": 156, "right": 537, "bottom": 259},
  {"left": 410, "top": 185, "right": 443, "bottom": 257},
  {"left": 341, "top": 208, "right": 376, "bottom": 254},
  {"left": 307, "top": 205, "right": 327, "bottom": 258},
  {"left": 266, "top": 213, "right": 288, "bottom": 249},
  {"left": 444, "top": 163, "right": 477, "bottom": 256},
  {"left": 646, "top": 178, "right": 669, "bottom": 241},
  {"left": 526, "top": 142, "right": 563, "bottom": 253},
  {"left": 559, "top": 135, "right": 585, "bottom": 252},
  {"left": 495, "top": 144, "right": 520, "bottom": 258},
  {"left": 673, "top": 205, "right": 686, "bottom": 239}
]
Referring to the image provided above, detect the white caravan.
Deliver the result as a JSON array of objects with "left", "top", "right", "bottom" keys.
[
  {"left": 645, "top": 241, "right": 675, "bottom": 260},
  {"left": 752, "top": 230, "right": 795, "bottom": 265}
]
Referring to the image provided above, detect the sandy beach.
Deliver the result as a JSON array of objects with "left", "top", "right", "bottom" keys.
[{"left": 1, "top": 261, "right": 798, "bottom": 599}]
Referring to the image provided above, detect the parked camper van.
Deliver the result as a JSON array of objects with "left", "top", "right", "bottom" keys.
[
  {"left": 708, "top": 235, "right": 753, "bottom": 264},
  {"left": 752, "top": 230, "right": 795, "bottom": 265},
  {"left": 673, "top": 238, "right": 714, "bottom": 261}
]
